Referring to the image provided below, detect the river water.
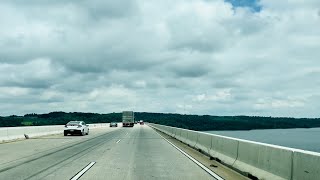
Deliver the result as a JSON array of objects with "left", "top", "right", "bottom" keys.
[{"left": 205, "top": 128, "right": 320, "bottom": 153}]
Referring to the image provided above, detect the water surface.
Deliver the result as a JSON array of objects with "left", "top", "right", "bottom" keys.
[{"left": 205, "top": 128, "right": 320, "bottom": 153}]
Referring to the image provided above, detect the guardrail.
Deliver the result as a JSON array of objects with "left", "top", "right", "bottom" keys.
[
  {"left": 149, "top": 123, "right": 320, "bottom": 180},
  {"left": 0, "top": 123, "right": 110, "bottom": 143}
]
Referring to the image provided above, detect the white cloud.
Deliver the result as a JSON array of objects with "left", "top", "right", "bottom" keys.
[
  {"left": 0, "top": 0, "right": 319, "bottom": 117},
  {"left": 192, "top": 89, "right": 232, "bottom": 103},
  {"left": 0, "top": 87, "right": 29, "bottom": 97},
  {"left": 254, "top": 97, "right": 306, "bottom": 109},
  {"left": 133, "top": 80, "right": 147, "bottom": 88}
]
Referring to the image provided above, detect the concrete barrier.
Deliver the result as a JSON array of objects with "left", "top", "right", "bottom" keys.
[
  {"left": 3, "top": 125, "right": 63, "bottom": 142},
  {"left": 0, "top": 123, "right": 110, "bottom": 143},
  {"left": 177, "top": 128, "right": 188, "bottom": 143},
  {"left": 175, "top": 128, "right": 182, "bottom": 141},
  {"left": 153, "top": 124, "right": 164, "bottom": 133},
  {"left": 7, "top": 126, "right": 29, "bottom": 140},
  {"left": 88, "top": 123, "right": 109, "bottom": 129},
  {"left": 195, "top": 132, "right": 212, "bottom": 155},
  {"left": 185, "top": 130, "right": 198, "bottom": 147},
  {"left": 0, "top": 128, "right": 8, "bottom": 141},
  {"left": 164, "top": 126, "right": 171, "bottom": 135},
  {"left": 292, "top": 150, "right": 320, "bottom": 180},
  {"left": 167, "top": 126, "right": 175, "bottom": 137},
  {"left": 233, "top": 140, "right": 293, "bottom": 180},
  {"left": 156, "top": 125, "right": 165, "bottom": 133},
  {"left": 148, "top": 123, "right": 320, "bottom": 180},
  {"left": 150, "top": 124, "right": 159, "bottom": 129},
  {"left": 149, "top": 124, "right": 176, "bottom": 138},
  {"left": 210, "top": 135, "right": 239, "bottom": 166},
  {"left": 171, "top": 127, "right": 177, "bottom": 138},
  {"left": 165, "top": 126, "right": 172, "bottom": 137}
]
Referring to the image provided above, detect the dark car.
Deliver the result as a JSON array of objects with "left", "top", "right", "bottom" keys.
[{"left": 110, "top": 122, "right": 118, "bottom": 127}]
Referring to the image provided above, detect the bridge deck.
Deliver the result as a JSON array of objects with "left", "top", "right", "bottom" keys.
[{"left": 0, "top": 124, "right": 243, "bottom": 180}]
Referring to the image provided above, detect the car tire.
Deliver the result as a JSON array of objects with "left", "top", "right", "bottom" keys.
[{"left": 86, "top": 129, "right": 89, "bottom": 135}]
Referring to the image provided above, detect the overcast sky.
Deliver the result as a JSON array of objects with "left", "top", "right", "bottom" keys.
[{"left": 0, "top": 0, "right": 319, "bottom": 117}]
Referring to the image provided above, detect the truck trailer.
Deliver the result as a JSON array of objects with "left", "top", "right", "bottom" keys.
[{"left": 122, "top": 111, "right": 134, "bottom": 127}]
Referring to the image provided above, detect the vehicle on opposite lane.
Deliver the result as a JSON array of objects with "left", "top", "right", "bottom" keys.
[{"left": 64, "top": 121, "right": 89, "bottom": 136}]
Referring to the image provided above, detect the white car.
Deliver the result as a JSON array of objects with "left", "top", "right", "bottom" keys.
[{"left": 64, "top": 121, "right": 89, "bottom": 136}]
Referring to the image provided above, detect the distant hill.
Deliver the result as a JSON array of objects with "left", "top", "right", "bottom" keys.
[{"left": 1, "top": 111, "right": 320, "bottom": 131}]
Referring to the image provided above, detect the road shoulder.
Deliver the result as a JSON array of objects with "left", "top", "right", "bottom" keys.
[{"left": 153, "top": 128, "right": 250, "bottom": 180}]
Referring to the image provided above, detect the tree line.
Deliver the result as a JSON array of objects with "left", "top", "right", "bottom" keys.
[{"left": 1, "top": 111, "right": 320, "bottom": 131}]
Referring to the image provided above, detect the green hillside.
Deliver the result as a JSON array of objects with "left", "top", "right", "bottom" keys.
[{"left": 1, "top": 111, "right": 320, "bottom": 131}]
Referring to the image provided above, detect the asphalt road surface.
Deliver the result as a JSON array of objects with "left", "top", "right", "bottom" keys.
[{"left": 0, "top": 124, "right": 214, "bottom": 180}]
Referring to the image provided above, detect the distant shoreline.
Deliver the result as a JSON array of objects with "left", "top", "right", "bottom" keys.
[{"left": 1, "top": 112, "right": 320, "bottom": 131}]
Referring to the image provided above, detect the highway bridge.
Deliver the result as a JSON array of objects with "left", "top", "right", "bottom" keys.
[{"left": 0, "top": 123, "right": 319, "bottom": 180}]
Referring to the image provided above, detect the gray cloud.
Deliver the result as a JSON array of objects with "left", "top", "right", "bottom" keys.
[{"left": 0, "top": 0, "right": 319, "bottom": 117}]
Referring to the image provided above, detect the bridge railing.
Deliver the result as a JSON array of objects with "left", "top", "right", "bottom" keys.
[{"left": 149, "top": 123, "right": 320, "bottom": 180}]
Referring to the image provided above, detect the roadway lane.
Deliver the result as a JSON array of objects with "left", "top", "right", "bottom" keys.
[
  {"left": 0, "top": 125, "right": 214, "bottom": 180},
  {"left": 81, "top": 125, "right": 213, "bottom": 180},
  {"left": 0, "top": 125, "right": 125, "bottom": 180}
]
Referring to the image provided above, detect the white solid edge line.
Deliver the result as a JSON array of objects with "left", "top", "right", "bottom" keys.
[
  {"left": 70, "top": 162, "right": 96, "bottom": 180},
  {"left": 116, "top": 139, "right": 121, "bottom": 143},
  {"left": 153, "top": 129, "right": 224, "bottom": 180}
]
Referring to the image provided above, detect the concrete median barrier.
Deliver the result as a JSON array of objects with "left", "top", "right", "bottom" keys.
[
  {"left": 93, "top": 123, "right": 116, "bottom": 129},
  {"left": 6, "top": 126, "right": 28, "bottom": 140},
  {"left": 0, "top": 123, "right": 110, "bottom": 143},
  {"left": 0, "top": 128, "right": 8, "bottom": 142},
  {"left": 4, "top": 125, "right": 63, "bottom": 141},
  {"left": 292, "top": 150, "right": 320, "bottom": 180},
  {"left": 88, "top": 123, "right": 109, "bottom": 129}
]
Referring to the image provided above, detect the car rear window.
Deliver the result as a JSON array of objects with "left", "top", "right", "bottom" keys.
[{"left": 67, "top": 122, "right": 80, "bottom": 125}]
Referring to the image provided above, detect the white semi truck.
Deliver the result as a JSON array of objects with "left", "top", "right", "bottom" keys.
[{"left": 122, "top": 111, "right": 134, "bottom": 127}]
